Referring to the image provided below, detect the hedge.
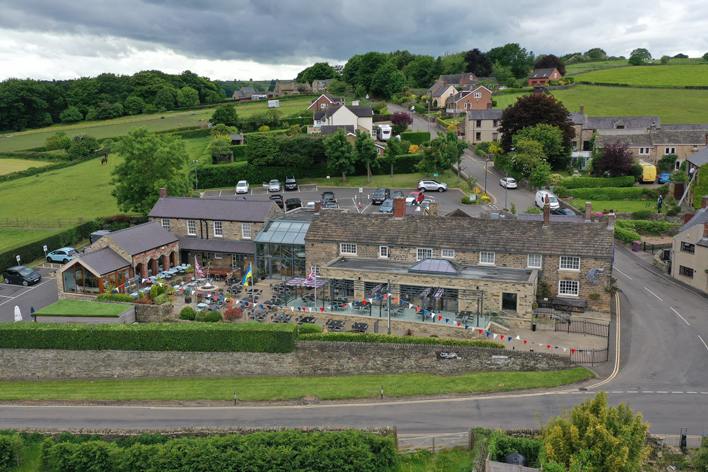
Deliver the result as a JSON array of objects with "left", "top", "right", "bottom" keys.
[
  {"left": 562, "top": 187, "right": 653, "bottom": 201},
  {"left": 559, "top": 176, "right": 636, "bottom": 189},
  {"left": 0, "top": 321, "right": 296, "bottom": 353},
  {"left": 400, "top": 131, "right": 431, "bottom": 145},
  {"left": 230, "top": 145, "right": 248, "bottom": 161},
  {"left": 298, "top": 332, "right": 505, "bottom": 349},
  {"left": 40, "top": 431, "right": 398, "bottom": 472},
  {"left": 613, "top": 219, "right": 680, "bottom": 243},
  {"left": 373, "top": 113, "right": 393, "bottom": 122},
  {"left": 493, "top": 87, "right": 534, "bottom": 95},
  {"left": 487, "top": 433, "right": 542, "bottom": 468},
  {"left": 283, "top": 117, "right": 311, "bottom": 127},
  {"left": 0, "top": 435, "right": 14, "bottom": 472},
  {"left": 0, "top": 220, "right": 101, "bottom": 276},
  {"left": 96, "top": 293, "right": 133, "bottom": 302},
  {"left": 614, "top": 226, "right": 642, "bottom": 243}
]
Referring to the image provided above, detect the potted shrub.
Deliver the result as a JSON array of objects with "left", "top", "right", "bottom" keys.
[
  {"left": 532, "top": 302, "right": 538, "bottom": 309},
  {"left": 589, "top": 293, "right": 600, "bottom": 300}
]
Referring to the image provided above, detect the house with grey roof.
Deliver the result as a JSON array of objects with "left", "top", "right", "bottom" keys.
[
  {"left": 527, "top": 68, "right": 561, "bottom": 86},
  {"left": 671, "top": 196, "right": 708, "bottom": 293},
  {"left": 465, "top": 109, "right": 503, "bottom": 144},
  {"left": 427, "top": 83, "right": 457, "bottom": 108},
  {"left": 594, "top": 128, "right": 707, "bottom": 167},
  {"left": 307, "top": 93, "right": 345, "bottom": 111},
  {"left": 309, "top": 104, "right": 374, "bottom": 137}
]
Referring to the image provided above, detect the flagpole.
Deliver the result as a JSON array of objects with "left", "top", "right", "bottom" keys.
[
  {"left": 250, "top": 263, "right": 253, "bottom": 305},
  {"left": 314, "top": 266, "right": 317, "bottom": 310}
]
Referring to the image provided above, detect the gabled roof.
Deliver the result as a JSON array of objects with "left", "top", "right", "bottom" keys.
[
  {"left": 679, "top": 208, "right": 708, "bottom": 233},
  {"left": 663, "top": 124, "right": 708, "bottom": 131},
  {"left": 568, "top": 112, "right": 585, "bottom": 125},
  {"left": 445, "top": 209, "right": 472, "bottom": 218},
  {"left": 241, "top": 87, "right": 256, "bottom": 94},
  {"left": 650, "top": 130, "right": 706, "bottom": 145},
  {"left": 324, "top": 105, "right": 373, "bottom": 119},
  {"left": 429, "top": 84, "right": 455, "bottom": 97},
  {"left": 107, "top": 221, "right": 178, "bottom": 256},
  {"left": 584, "top": 116, "right": 660, "bottom": 130},
  {"left": 313, "top": 111, "right": 326, "bottom": 121},
  {"left": 232, "top": 90, "right": 245, "bottom": 99},
  {"left": 69, "top": 247, "right": 130, "bottom": 276},
  {"left": 467, "top": 109, "right": 503, "bottom": 121},
  {"left": 305, "top": 213, "right": 614, "bottom": 259},
  {"left": 320, "top": 125, "right": 355, "bottom": 135},
  {"left": 438, "top": 74, "right": 463, "bottom": 85},
  {"left": 595, "top": 134, "right": 652, "bottom": 148},
  {"left": 688, "top": 146, "right": 708, "bottom": 167},
  {"left": 307, "top": 94, "right": 345, "bottom": 110},
  {"left": 449, "top": 91, "right": 472, "bottom": 103},
  {"left": 528, "top": 68, "right": 559, "bottom": 79},
  {"left": 149, "top": 197, "right": 278, "bottom": 223}
]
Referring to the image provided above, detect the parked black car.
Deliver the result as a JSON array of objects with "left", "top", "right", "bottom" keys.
[
  {"left": 2, "top": 266, "right": 41, "bottom": 286},
  {"left": 285, "top": 198, "right": 302, "bottom": 211},
  {"left": 321, "top": 191, "right": 337, "bottom": 204},
  {"left": 372, "top": 187, "right": 391, "bottom": 205},
  {"left": 551, "top": 208, "right": 576, "bottom": 216},
  {"left": 285, "top": 176, "right": 298, "bottom": 191},
  {"left": 270, "top": 194, "right": 284, "bottom": 209}
]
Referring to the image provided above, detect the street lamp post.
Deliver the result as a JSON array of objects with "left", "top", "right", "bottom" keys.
[
  {"left": 193, "top": 160, "right": 199, "bottom": 192},
  {"left": 504, "top": 170, "right": 509, "bottom": 211},
  {"left": 484, "top": 158, "right": 489, "bottom": 195}
]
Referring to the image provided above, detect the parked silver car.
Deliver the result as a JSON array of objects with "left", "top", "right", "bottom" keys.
[
  {"left": 417, "top": 179, "right": 447, "bottom": 192},
  {"left": 268, "top": 179, "right": 281, "bottom": 192}
]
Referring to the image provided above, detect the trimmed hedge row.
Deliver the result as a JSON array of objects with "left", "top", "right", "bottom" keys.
[
  {"left": 0, "top": 221, "right": 101, "bottom": 275},
  {"left": 614, "top": 226, "right": 642, "bottom": 243},
  {"left": 487, "top": 433, "right": 542, "bottom": 467},
  {"left": 561, "top": 187, "right": 652, "bottom": 200},
  {"left": 0, "top": 321, "right": 296, "bottom": 353},
  {"left": 559, "top": 176, "right": 636, "bottom": 189},
  {"left": 40, "top": 431, "right": 398, "bottom": 472},
  {"left": 614, "top": 219, "right": 680, "bottom": 243},
  {"left": 230, "top": 145, "right": 248, "bottom": 161},
  {"left": 400, "top": 131, "right": 431, "bottom": 145},
  {"left": 298, "top": 332, "right": 505, "bottom": 349},
  {"left": 0, "top": 436, "right": 13, "bottom": 472},
  {"left": 577, "top": 80, "right": 708, "bottom": 90}
]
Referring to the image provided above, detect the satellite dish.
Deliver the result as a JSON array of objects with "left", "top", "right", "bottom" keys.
[{"left": 14, "top": 306, "right": 23, "bottom": 322}]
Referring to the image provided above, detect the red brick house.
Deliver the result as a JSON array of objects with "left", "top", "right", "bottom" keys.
[
  {"left": 528, "top": 68, "right": 561, "bottom": 86},
  {"left": 446, "top": 86, "right": 493, "bottom": 114},
  {"left": 307, "top": 94, "right": 345, "bottom": 111}
]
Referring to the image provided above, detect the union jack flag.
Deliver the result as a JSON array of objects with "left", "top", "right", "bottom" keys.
[
  {"left": 306, "top": 268, "right": 316, "bottom": 282},
  {"left": 195, "top": 257, "right": 205, "bottom": 278}
]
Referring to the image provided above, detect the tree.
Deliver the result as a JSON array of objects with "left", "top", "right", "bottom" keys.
[
  {"left": 441, "top": 130, "right": 469, "bottom": 183},
  {"left": 542, "top": 391, "right": 649, "bottom": 472},
  {"left": 357, "top": 52, "right": 388, "bottom": 92},
  {"left": 372, "top": 102, "right": 388, "bottom": 115},
  {"left": 534, "top": 54, "right": 566, "bottom": 76},
  {"left": 585, "top": 48, "right": 607, "bottom": 60},
  {"left": 383, "top": 136, "right": 403, "bottom": 177},
  {"left": 210, "top": 104, "right": 240, "bottom": 127},
  {"left": 405, "top": 55, "right": 439, "bottom": 88},
  {"left": 110, "top": 126, "right": 190, "bottom": 215},
  {"left": 418, "top": 133, "right": 451, "bottom": 175},
  {"left": 660, "top": 55, "right": 670, "bottom": 64},
  {"left": 498, "top": 93, "right": 575, "bottom": 158},
  {"left": 328, "top": 80, "right": 347, "bottom": 94},
  {"left": 208, "top": 135, "right": 232, "bottom": 163},
  {"left": 325, "top": 129, "right": 356, "bottom": 182},
  {"left": 703, "top": 52, "right": 708, "bottom": 62},
  {"left": 508, "top": 139, "right": 546, "bottom": 178},
  {"left": 297, "top": 62, "right": 338, "bottom": 84},
  {"left": 343, "top": 55, "right": 362, "bottom": 86},
  {"left": 45, "top": 131, "right": 71, "bottom": 151},
  {"left": 628, "top": 55, "right": 644, "bottom": 66},
  {"left": 67, "top": 134, "right": 100, "bottom": 160},
  {"left": 286, "top": 124, "right": 301, "bottom": 136},
  {"left": 354, "top": 130, "right": 379, "bottom": 183},
  {"left": 464, "top": 48, "right": 493, "bottom": 77},
  {"left": 391, "top": 112, "right": 413, "bottom": 134},
  {"left": 630, "top": 48, "right": 652, "bottom": 60},
  {"left": 154, "top": 87, "right": 177, "bottom": 110},
  {"left": 594, "top": 142, "right": 635, "bottom": 177},
  {"left": 486, "top": 43, "right": 535, "bottom": 78},
  {"left": 512, "top": 123, "right": 569, "bottom": 170},
  {"left": 370, "top": 62, "right": 406, "bottom": 98},
  {"left": 60, "top": 106, "right": 83, "bottom": 123},
  {"left": 528, "top": 160, "right": 552, "bottom": 188},
  {"left": 210, "top": 123, "right": 237, "bottom": 137},
  {"left": 491, "top": 61, "right": 516, "bottom": 87},
  {"left": 124, "top": 95, "right": 146, "bottom": 115},
  {"left": 437, "top": 52, "right": 466, "bottom": 75},
  {"left": 176, "top": 86, "right": 200, "bottom": 107}
]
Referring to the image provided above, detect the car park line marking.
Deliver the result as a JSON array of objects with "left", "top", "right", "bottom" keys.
[
  {"left": 688, "top": 392, "right": 697, "bottom": 394},
  {"left": 657, "top": 391, "right": 669, "bottom": 394},
  {"left": 670, "top": 307, "right": 690, "bottom": 326},
  {"left": 614, "top": 268, "right": 632, "bottom": 280},
  {"left": 698, "top": 335, "right": 708, "bottom": 352},
  {"left": 0, "top": 279, "right": 53, "bottom": 307},
  {"left": 643, "top": 287, "right": 663, "bottom": 301},
  {"left": 642, "top": 391, "right": 654, "bottom": 393}
]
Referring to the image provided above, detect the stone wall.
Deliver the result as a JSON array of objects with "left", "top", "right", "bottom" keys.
[{"left": 0, "top": 341, "right": 570, "bottom": 381}]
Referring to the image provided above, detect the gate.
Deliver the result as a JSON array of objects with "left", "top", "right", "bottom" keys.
[
  {"left": 570, "top": 348, "right": 609, "bottom": 366},
  {"left": 555, "top": 318, "right": 609, "bottom": 338},
  {"left": 398, "top": 432, "right": 469, "bottom": 453}
]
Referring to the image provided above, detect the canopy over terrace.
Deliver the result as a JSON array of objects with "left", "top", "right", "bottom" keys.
[{"left": 286, "top": 277, "right": 330, "bottom": 288}]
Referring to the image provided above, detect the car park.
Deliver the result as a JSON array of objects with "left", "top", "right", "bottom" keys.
[
  {"left": 268, "top": 179, "right": 281, "bottom": 192},
  {"left": 285, "top": 176, "right": 298, "bottom": 191},
  {"left": 658, "top": 173, "right": 671, "bottom": 184},
  {"left": 236, "top": 180, "right": 249, "bottom": 194},
  {"left": 418, "top": 179, "right": 447, "bottom": 192},
  {"left": 270, "top": 194, "right": 284, "bottom": 209},
  {"left": 406, "top": 191, "right": 425, "bottom": 205},
  {"left": 285, "top": 198, "right": 302, "bottom": 211},
  {"left": 372, "top": 187, "right": 391, "bottom": 204},
  {"left": 305, "top": 201, "right": 316, "bottom": 209},
  {"left": 379, "top": 199, "right": 394, "bottom": 213},
  {"left": 321, "top": 191, "right": 337, "bottom": 205},
  {"left": 46, "top": 247, "right": 78, "bottom": 263},
  {"left": 2, "top": 266, "right": 41, "bottom": 286},
  {"left": 551, "top": 208, "right": 576, "bottom": 216},
  {"left": 391, "top": 191, "right": 405, "bottom": 199},
  {"left": 323, "top": 201, "right": 339, "bottom": 209},
  {"left": 500, "top": 177, "right": 517, "bottom": 189}
]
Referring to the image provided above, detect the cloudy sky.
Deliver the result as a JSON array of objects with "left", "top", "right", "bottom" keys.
[{"left": 1, "top": 0, "right": 706, "bottom": 82}]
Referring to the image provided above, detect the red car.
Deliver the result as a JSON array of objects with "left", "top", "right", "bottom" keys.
[{"left": 406, "top": 191, "right": 425, "bottom": 205}]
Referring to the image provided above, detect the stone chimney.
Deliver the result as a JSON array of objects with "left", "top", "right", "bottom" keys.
[
  {"left": 392, "top": 197, "right": 406, "bottom": 219},
  {"left": 428, "top": 202, "right": 439, "bottom": 216},
  {"left": 607, "top": 212, "right": 616, "bottom": 230},
  {"left": 542, "top": 195, "right": 550, "bottom": 228},
  {"left": 159, "top": 188, "right": 167, "bottom": 198},
  {"left": 650, "top": 122, "right": 657, "bottom": 133},
  {"left": 702, "top": 195, "right": 708, "bottom": 209},
  {"left": 704, "top": 223, "right": 708, "bottom": 239},
  {"left": 487, "top": 102, "right": 492, "bottom": 110},
  {"left": 584, "top": 202, "right": 592, "bottom": 222},
  {"left": 684, "top": 213, "right": 695, "bottom": 224},
  {"left": 580, "top": 105, "right": 584, "bottom": 114},
  {"left": 314, "top": 202, "right": 321, "bottom": 214}
]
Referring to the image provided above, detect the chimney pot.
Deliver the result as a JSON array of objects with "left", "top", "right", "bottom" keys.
[
  {"left": 159, "top": 188, "right": 167, "bottom": 198},
  {"left": 542, "top": 195, "right": 550, "bottom": 228},
  {"left": 580, "top": 105, "right": 584, "bottom": 114},
  {"left": 314, "top": 202, "right": 321, "bottom": 214},
  {"left": 702, "top": 195, "right": 708, "bottom": 209},
  {"left": 584, "top": 202, "right": 592, "bottom": 222},
  {"left": 392, "top": 197, "right": 406, "bottom": 219},
  {"left": 607, "top": 212, "right": 616, "bottom": 230},
  {"left": 428, "top": 202, "right": 439, "bottom": 216}
]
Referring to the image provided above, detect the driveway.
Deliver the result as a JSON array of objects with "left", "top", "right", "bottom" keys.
[{"left": 0, "top": 264, "right": 59, "bottom": 322}]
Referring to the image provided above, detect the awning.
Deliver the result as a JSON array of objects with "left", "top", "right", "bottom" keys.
[
  {"left": 286, "top": 277, "right": 330, "bottom": 288},
  {"left": 418, "top": 287, "right": 431, "bottom": 299}
]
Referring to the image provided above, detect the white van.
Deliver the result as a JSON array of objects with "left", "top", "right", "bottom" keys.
[{"left": 535, "top": 190, "right": 559, "bottom": 210}]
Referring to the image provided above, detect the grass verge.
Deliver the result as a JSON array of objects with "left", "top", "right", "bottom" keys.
[
  {"left": 568, "top": 199, "right": 658, "bottom": 213},
  {"left": 0, "top": 368, "right": 594, "bottom": 401},
  {"left": 398, "top": 447, "right": 474, "bottom": 471},
  {"left": 34, "top": 299, "right": 128, "bottom": 317},
  {"left": 577, "top": 64, "right": 708, "bottom": 87},
  {"left": 299, "top": 171, "right": 474, "bottom": 191}
]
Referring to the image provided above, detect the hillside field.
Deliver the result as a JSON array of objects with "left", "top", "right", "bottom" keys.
[
  {"left": 0, "top": 158, "right": 53, "bottom": 175},
  {"left": 565, "top": 57, "right": 706, "bottom": 75},
  {"left": 577, "top": 64, "right": 708, "bottom": 86},
  {"left": 0, "top": 228, "right": 65, "bottom": 252}
]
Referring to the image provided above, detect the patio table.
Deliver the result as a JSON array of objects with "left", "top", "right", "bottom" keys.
[
  {"left": 352, "top": 322, "right": 368, "bottom": 333},
  {"left": 298, "top": 316, "right": 316, "bottom": 325},
  {"left": 197, "top": 303, "right": 208, "bottom": 308}
]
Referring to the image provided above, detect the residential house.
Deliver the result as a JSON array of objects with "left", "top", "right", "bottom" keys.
[
  {"left": 231, "top": 86, "right": 257, "bottom": 100},
  {"left": 232, "top": 90, "right": 245, "bottom": 100},
  {"left": 527, "top": 68, "right": 561, "bottom": 86},
  {"left": 60, "top": 221, "right": 179, "bottom": 295},
  {"left": 594, "top": 129, "right": 707, "bottom": 167},
  {"left": 307, "top": 94, "right": 345, "bottom": 111},
  {"left": 273, "top": 80, "right": 312, "bottom": 97},
  {"left": 309, "top": 105, "right": 374, "bottom": 137},
  {"left": 304, "top": 199, "right": 614, "bottom": 323},
  {"left": 427, "top": 83, "right": 457, "bottom": 109},
  {"left": 670, "top": 197, "right": 708, "bottom": 294},
  {"left": 147, "top": 195, "right": 283, "bottom": 277},
  {"left": 446, "top": 86, "right": 493, "bottom": 115},
  {"left": 579, "top": 115, "right": 660, "bottom": 150},
  {"left": 312, "top": 79, "right": 335, "bottom": 93},
  {"left": 434, "top": 73, "right": 496, "bottom": 89},
  {"left": 465, "top": 109, "right": 503, "bottom": 144},
  {"left": 312, "top": 111, "right": 326, "bottom": 127}
]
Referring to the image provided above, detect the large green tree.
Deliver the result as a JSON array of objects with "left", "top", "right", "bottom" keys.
[
  {"left": 124, "top": 95, "right": 146, "bottom": 115},
  {"left": 325, "top": 129, "right": 356, "bottom": 182},
  {"left": 418, "top": 133, "right": 451, "bottom": 175},
  {"left": 486, "top": 43, "right": 535, "bottom": 78},
  {"left": 534, "top": 54, "right": 566, "bottom": 76},
  {"left": 296, "top": 62, "right": 338, "bottom": 84},
  {"left": 342, "top": 55, "right": 362, "bottom": 86},
  {"left": 369, "top": 62, "right": 406, "bottom": 98},
  {"left": 464, "top": 48, "right": 493, "bottom": 77},
  {"left": 383, "top": 136, "right": 403, "bottom": 177},
  {"left": 110, "top": 127, "right": 190, "bottom": 215},
  {"left": 354, "top": 130, "right": 380, "bottom": 183},
  {"left": 154, "top": 87, "right": 177, "bottom": 110},
  {"left": 441, "top": 130, "right": 469, "bottom": 182},
  {"left": 210, "top": 104, "right": 240, "bottom": 127},
  {"left": 630, "top": 48, "right": 652, "bottom": 60},
  {"left": 357, "top": 52, "right": 388, "bottom": 92},
  {"left": 512, "top": 123, "right": 569, "bottom": 169},
  {"left": 585, "top": 48, "right": 607, "bottom": 60},
  {"left": 405, "top": 55, "right": 439, "bottom": 88},
  {"left": 176, "top": 86, "right": 200, "bottom": 107}
]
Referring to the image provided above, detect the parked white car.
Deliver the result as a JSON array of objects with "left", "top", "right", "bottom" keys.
[
  {"left": 500, "top": 177, "right": 517, "bottom": 189},
  {"left": 268, "top": 179, "right": 281, "bottom": 192},
  {"left": 236, "top": 180, "right": 249, "bottom": 194}
]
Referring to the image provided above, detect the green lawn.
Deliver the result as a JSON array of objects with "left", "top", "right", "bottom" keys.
[
  {"left": 35, "top": 299, "right": 128, "bottom": 317},
  {"left": 0, "top": 228, "right": 65, "bottom": 252},
  {"left": 299, "top": 171, "right": 475, "bottom": 191},
  {"left": 0, "top": 368, "right": 593, "bottom": 401},
  {"left": 568, "top": 199, "right": 658, "bottom": 213},
  {"left": 577, "top": 64, "right": 708, "bottom": 87},
  {"left": 0, "top": 158, "right": 53, "bottom": 174},
  {"left": 565, "top": 58, "right": 707, "bottom": 75}
]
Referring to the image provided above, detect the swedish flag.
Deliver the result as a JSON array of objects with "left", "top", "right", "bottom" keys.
[{"left": 242, "top": 264, "right": 252, "bottom": 286}]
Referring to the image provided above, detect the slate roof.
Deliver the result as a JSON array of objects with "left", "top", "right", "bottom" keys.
[
  {"left": 663, "top": 124, "right": 708, "bottom": 130},
  {"left": 445, "top": 208, "right": 472, "bottom": 218},
  {"left": 107, "top": 221, "right": 178, "bottom": 256},
  {"left": 324, "top": 105, "right": 373, "bottom": 119},
  {"left": 232, "top": 90, "right": 245, "bottom": 99},
  {"left": 305, "top": 213, "right": 614, "bottom": 258},
  {"left": 595, "top": 130, "right": 706, "bottom": 148},
  {"left": 584, "top": 116, "right": 660, "bottom": 130},
  {"left": 568, "top": 111, "right": 585, "bottom": 125},
  {"left": 241, "top": 87, "right": 256, "bottom": 94},
  {"left": 320, "top": 125, "right": 355, "bottom": 135},
  {"left": 177, "top": 237, "right": 255, "bottom": 255},
  {"left": 323, "top": 94, "right": 344, "bottom": 103},
  {"left": 688, "top": 146, "right": 708, "bottom": 167},
  {"left": 149, "top": 197, "right": 278, "bottom": 223},
  {"left": 528, "top": 68, "right": 558, "bottom": 79},
  {"left": 76, "top": 247, "right": 130, "bottom": 276},
  {"left": 467, "top": 109, "right": 503, "bottom": 121},
  {"left": 429, "top": 84, "right": 455, "bottom": 97},
  {"left": 595, "top": 134, "right": 652, "bottom": 147},
  {"left": 313, "top": 111, "right": 326, "bottom": 121},
  {"left": 678, "top": 208, "right": 708, "bottom": 233},
  {"left": 439, "top": 74, "right": 463, "bottom": 85}
]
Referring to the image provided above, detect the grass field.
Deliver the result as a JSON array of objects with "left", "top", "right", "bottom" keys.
[
  {"left": 577, "top": 64, "right": 708, "bottom": 86},
  {"left": 565, "top": 58, "right": 706, "bottom": 75},
  {"left": 0, "top": 228, "right": 65, "bottom": 252},
  {"left": 0, "top": 158, "right": 53, "bottom": 174},
  {"left": 0, "top": 367, "right": 593, "bottom": 401},
  {"left": 35, "top": 299, "right": 128, "bottom": 317},
  {"left": 568, "top": 199, "right": 658, "bottom": 213},
  {"left": 299, "top": 170, "right": 475, "bottom": 191}
]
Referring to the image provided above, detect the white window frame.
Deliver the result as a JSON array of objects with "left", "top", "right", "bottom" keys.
[
  {"left": 187, "top": 220, "right": 196, "bottom": 236},
  {"left": 558, "top": 280, "right": 579, "bottom": 296},
  {"left": 310, "top": 266, "right": 321, "bottom": 276},
  {"left": 417, "top": 248, "right": 433, "bottom": 261},
  {"left": 340, "top": 243, "right": 357, "bottom": 255},
  {"left": 474, "top": 92, "right": 482, "bottom": 98},
  {"left": 464, "top": 103, "right": 469, "bottom": 110},
  {"left": 527, "top": 254, "right": 542, "bottom": 269},
  {"left": 214, "top": 221, "right": 223, "bottom": 238},
  {"left": 559, "top": 256, "right": 580, "bottom": 270},
  {"left": 441, "top": 249, "right": 455, "bottom": 259},
  {"left": 214, "top": 253, "right": 223, "bottom": 260},
  {"left": 320, "top": 103, "right": 326, "bottom": 108},
  {"left": 665, "top": 147, "right": 676, "bottom": 155},
  {"left": 161, "top": 219, "right": 170, "bottom": 231},
  {"left": 242, "top": 223, "right": 252, "bottom": 239},
  {"left": 379, "top": 246, "right": 389, "bottom": 258},
  {"left": 479, "top": 251, "right": 495, "bottom": 265}
]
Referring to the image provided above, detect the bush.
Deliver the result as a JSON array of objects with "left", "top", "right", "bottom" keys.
[
  {"left": 204, "top": 311, "right": 223, "bottom": 322},
  {"left": 475, "top": 141, "right": 492, "bottom": 156},
  {"left": 298, "top": 332, "right": 505, "bottom": 348},
  {"left": 548, "top": 173, "right": 564, "bottom": 183},
  {"left": 179, "top": 307, "right": 196, "bottom": 321},
  {"left": 559, "top": 176, "right": 635, "bottom": 189},
  {"left": 614, "top": 226, "right": 642, "bottom": 243},
  {"left": 0, "top": 435, "right": 15, "bottom": 471},
  {"left": 524, "top": 205, "right": 542, "bottom": 214},
  {"left": 399, "top": 131, "right": 431, "bottom": 145},
  {"left": 487, "top": 433, "right": 543, "bottom": 467},
  {"left": 667, "top": 209, "right": 678, "bottom": 216},
  {"left": 153, "top": 293, "right": 170, "bottom": 305},
  {"left": 563, "top": 187, "right": 652, "bottom": 200},
  {"left": 194, "top": 312, "right": 205, "bottom": 322},
  {"left": 461, "top": 196, "right": 471, "bottom": 205},
  {"left": 298, "top": 323, "right": 323, "bottom": 334},
  {"left": 149, "top": 285, "right": 159, "bottom": 299},
  {"left": 0, "top": 322, "right": 297, "bottom": 353},
  {"left": 631, "top": 210, "right": 653, "bottom": 220},
  {"left": 96, "top": 293, "right": 133, "bottom": 302},
  {"left": 223, "top": 308, "right": 242, "bottom": 321}
]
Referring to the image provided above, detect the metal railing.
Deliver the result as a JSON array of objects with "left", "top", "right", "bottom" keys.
[
  {"left": 555, "top": 318, "right": 610, "bottom": 338},
  {"left": 0, "top": 217, "right": 87, "bottom": 228},
  {"left": 570, "top": 348, "right": 609, "bottom": 366},
  {"left": 398, "top": 432, "right": 469, "bottom": 453}
]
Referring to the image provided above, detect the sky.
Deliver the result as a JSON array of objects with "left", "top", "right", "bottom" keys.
[{"left": 1, "top": 0, "right": 707, "bottom": 82}]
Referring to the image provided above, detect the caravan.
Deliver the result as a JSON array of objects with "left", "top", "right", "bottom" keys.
[{"left": 376, "top": 124, "right": 392, "bottom": 141}]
